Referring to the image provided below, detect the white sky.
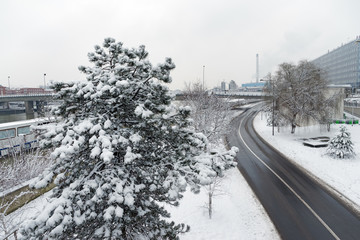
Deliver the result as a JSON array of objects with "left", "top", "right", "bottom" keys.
[{"left": 1, "top": 0, "right": 359, "bottom": 90}]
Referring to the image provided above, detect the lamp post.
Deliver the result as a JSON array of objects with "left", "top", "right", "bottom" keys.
[
  {"left": 202, "top": 65, "right": 205, "bottom": 90},
  {"left": 351, "top": 99, "right": 357, "bottom": 126},
  {"left": 261, "top": 78, "right": 275, "bottom": 136},
  {"left": 7, "top": 76, "right": 10, "bottom": 89},
  {"left": 43, "top": 73, "right": 46, "bottom": 89}
]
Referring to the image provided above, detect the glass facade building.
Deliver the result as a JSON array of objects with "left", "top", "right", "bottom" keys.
[{"left": 312, "top": 37, "right": 360, "bottom": 90}]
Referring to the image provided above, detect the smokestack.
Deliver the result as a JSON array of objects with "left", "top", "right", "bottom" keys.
[{"left": 256, "top": 54, "right": 259, "bottom": 83}]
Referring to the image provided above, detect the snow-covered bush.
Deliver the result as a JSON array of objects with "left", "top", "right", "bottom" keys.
[
  {"left": 327, "top": 126, "right": 355, "bottom": 159},
  {"left": 19, "top": 38, "right": 236, "bottom": 239}
]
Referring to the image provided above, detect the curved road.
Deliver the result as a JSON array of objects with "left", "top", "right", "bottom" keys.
[{"left": 227, "top": 105, "right": 360, "bottom": 240}]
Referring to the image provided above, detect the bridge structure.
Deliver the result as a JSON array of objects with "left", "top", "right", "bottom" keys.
[
  {"left": 0, "top": 93, "right": 54, "bottom": 114},
  {"left": 0, "top": 91, "right": 268, "bottom": 114},
  {"left": 175, "top": 91, "right": 269, "bottom": 101}
]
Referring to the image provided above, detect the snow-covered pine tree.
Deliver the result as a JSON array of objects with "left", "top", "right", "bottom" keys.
[
  {"left": 19, "top": 38, "right": 237, "bottom": 239},
  {"left": 327, "top": 126, "right": 355, "bottom": 159}
]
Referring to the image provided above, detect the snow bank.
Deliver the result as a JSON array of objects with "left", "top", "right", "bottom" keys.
[{"left": 254, "top": 112, "right": 360, "bottom": 210}]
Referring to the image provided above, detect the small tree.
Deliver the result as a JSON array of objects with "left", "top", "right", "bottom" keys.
[
  {"left": 327, "top": 126, "right": 355, "bottom": 158},
  {"left": 182, "top": 81, "right": 236, "bottom": 219},
  {"left": 19, "top": 38, "right": 236, "bottom": 239},
  {"left": 203, "top": 148, "right": 237, "bottom": 219}
]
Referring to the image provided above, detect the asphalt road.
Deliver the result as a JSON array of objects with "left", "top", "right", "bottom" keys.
[{"left": 227, "top": 105, "right": 360, "bottom": 240}]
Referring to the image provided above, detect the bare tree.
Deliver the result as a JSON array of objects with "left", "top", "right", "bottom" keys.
[
  {"left": 269, "top": 60, "right": 339, "bottom": 134},
  {"left": 0, "top": 142, "right": 53, "bottom": 238},
  {"left": 0, "top": 145, "right": 53, "bottom": 193},
  {"left": 0, "top": 190, "right": 30, "bottom": 239},
  {"left": 183, "top": 81, "right": 232, "bottom": 144},
  {"left": 183, "top": 81, "right": 237, "bottom": 219}
]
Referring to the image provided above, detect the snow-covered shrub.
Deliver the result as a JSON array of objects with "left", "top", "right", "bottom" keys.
[
  {"left": 327, "top": 126, "right": 355, "bottom": 159},
  {"left": 19, "top": 38, "right": 236, "bottom": 239}
]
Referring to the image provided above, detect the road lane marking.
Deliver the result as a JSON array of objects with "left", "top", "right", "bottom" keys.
[{"left": 238, "top": 113, "right": 341, "bottom": 240}]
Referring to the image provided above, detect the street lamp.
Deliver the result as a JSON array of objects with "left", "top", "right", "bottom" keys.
[
  {"left": 7, "top": 76, "right": 10, "bottom": 89},
  {"left": 261, "top": 78, "right": 275, "bottom": 136},
  {"left": 43, "top": 73, "right": 46, "bottom": 89},
  {"left": 202, "top": 65, "right": 205, "bottom": 90}
]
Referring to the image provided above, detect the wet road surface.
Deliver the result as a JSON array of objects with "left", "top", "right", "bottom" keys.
[{"left": 227, "top": 106, "right": 360, "bottom": 240}]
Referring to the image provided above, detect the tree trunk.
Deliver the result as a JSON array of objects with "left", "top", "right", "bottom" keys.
[
  {"left": 291, "top": 123, "right": 296, "bottom": 134},
  {"left": 208, "top": 192, "right": 212, "bottom": 219},
  {"left": 291, "top": 114, "right": 297, "bottom": 134}
]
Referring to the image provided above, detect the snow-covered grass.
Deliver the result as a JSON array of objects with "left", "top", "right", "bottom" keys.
[
  {"left": 2, "top": 167, "right": 280, "bottom": 240},
  {"left": 254, "top": 111, "right": 360, "bottom": 211},
  {"left": 168, "top": 168, "right": 279, "bottom": 240}
]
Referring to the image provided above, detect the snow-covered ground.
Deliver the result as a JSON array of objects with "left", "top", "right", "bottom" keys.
[
  {"left": 2, "top": 165, "right": 280, "bottom": 240},
  {"left": 2, "top": 110, "right": 280, "bottom": 240},
  {"left": 168, "top": 168, "right": 279, "bottom": 240},
  {"left": 5, "top": 108, "right": 360, "bottom": 239},
  {"left": 1, "top": 191, "right": 52, "bottom": 239},
  {"left": 254, "top": 111, "right": 360, "bottom": 212}
]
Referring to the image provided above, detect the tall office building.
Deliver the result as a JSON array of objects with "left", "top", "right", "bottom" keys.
[
  {"left": 229, "top": 80, "right": 238, "bottom": 90},
  {"left": 221, "top": 81, "right": 226, "bottom": 91},
  {"left": 312, "top": 36, "right": 360, "bottom": 90}
]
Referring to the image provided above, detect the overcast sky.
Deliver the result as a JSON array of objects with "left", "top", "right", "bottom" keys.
[{"left": 1, "top": 0, "right": 359, "bottom": 90}]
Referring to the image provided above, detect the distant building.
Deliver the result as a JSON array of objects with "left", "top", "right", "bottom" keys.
[
  {"left": 0, "top": 86, "right": 47, "bottom": 95},
  {"left": 229, "top": 80, "right": 238, "bottom": 91},
  {"left": 0, "top": 86, "right": 6, "bottom": 95},
  {"left": 221, "top": 81, "right": 226, "bottom": 91},
  {"left": 18, "top": 88, "right": 45, "bottom": 94},
  {"left": 241, "top": 82, "right": 265, "bottom": 92},
  {"left": 312, "top": 36, "right": 360, "bottom": 90},
  {"left": 241, "top": 82, "right": 265, "bottom": 88}
]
